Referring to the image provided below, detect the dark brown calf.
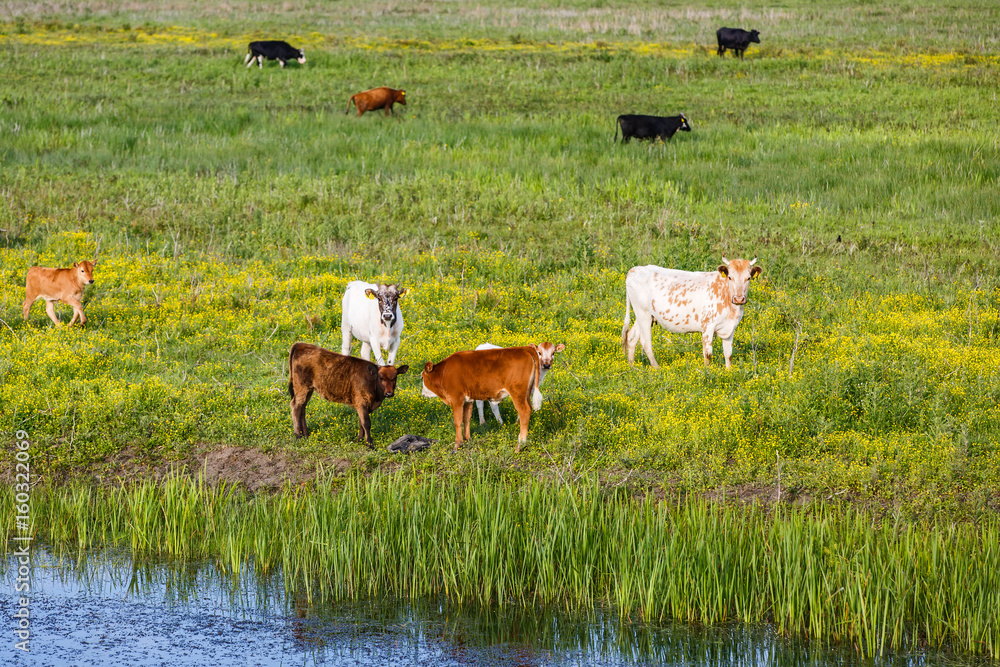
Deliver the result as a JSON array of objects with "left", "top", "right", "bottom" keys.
[
  {"left": 346, "top": 87, "right": 406, "bottom": 116},
  {"left": 288, "top": 342, "right": 408, "bottom": 446}
]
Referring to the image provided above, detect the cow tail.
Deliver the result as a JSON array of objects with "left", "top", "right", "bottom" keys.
[
  {"left": 621, "top": 283, "right": 632, "bottom": 355},
  {"left": 287, "top": 344, "right": 297, "bottom": 399},
  {"left": 345, "top": 95, "right": 355, "bottom": 115},
  {"left": 529, "top": 357, "right": 543, "bottom": 411}
]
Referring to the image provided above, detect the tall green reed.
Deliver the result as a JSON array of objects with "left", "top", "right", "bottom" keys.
[{"left": 2, "top": 473, "right": 997, "bottom": 657}]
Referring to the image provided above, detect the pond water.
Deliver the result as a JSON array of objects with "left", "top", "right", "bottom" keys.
[{"left": 1, "top": 548, "right": 987, "bottom": 666}]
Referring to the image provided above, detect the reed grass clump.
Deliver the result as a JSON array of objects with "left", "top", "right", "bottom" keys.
[{"left": 2, "top": 474, "right": 997, "bottom": 658}]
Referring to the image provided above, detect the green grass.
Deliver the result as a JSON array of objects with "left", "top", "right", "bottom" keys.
[
  {"left": 2, "top": 4, "right": 999, "bottom": 656},
  {"left": 3, "top": 473, "right": 998, "bottom": 658},
  {"left": 1, "top": 3, "right": 999, "bottom": 513}
]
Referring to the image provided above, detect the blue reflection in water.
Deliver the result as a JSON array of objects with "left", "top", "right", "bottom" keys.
[{"left": 0, "top": 548, "right": 988, "bottom": 666}]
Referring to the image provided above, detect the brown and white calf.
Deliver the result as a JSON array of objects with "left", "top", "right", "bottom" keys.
[
  {"left": 341, "top": 281, "right": 406, "bottom": 366},
  {"left": 22, "top": 260, "right": 96, "bottom": 326},
  {"left": 473, "top": 342, "right": 564, "bottom": 424},
  {"left": 288, "top": 342, "right": 408, "bottom": 446},
  {"left": 622, "top": 257, "right": 762, "bottom": 369},
  {"left": 421, "top": 346, "right": 543, "bottom": 452}
]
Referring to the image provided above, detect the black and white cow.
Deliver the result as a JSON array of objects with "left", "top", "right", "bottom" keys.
[
  {"left": 615, "top": 114, "right": 691, "bottom": 143},
  {"left": 244, "top": 41, "right": 306, "bottom": 69},
  {"left": 341, "top": 282, "right": 406, "bottom": 367},
  {"left": 716, "top": 28, "right": 761, "bottom": 60}
]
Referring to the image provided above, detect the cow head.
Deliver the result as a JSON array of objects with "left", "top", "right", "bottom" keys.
[
  {"left": 395, "top": 89, "right": 407, "bottom": 105},
  {"left": 297, "top": 49, "right": 306, "bottom": 64},
  {"left": 749, "top": 30, "right": 761, "bottom": 43},
  {"left": 532, "top": 342, "right": 565, "bottom": 371},
  {"left": 365, "top": 284, "right": 406, "bottom": 327},
  {"left": 678, "top": 114, "right": 692, "bottom": 132},
  {"left": 74, "top": 260, "right": 96, "bottom": 286},
  {"left": 376, "top": 364, "right": 408, "bottom": 398},
  {"left": 717, "top": 257, "right": 762, "bottom": 305}
]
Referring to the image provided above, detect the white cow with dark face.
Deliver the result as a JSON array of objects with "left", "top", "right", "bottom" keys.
[
  {"left": 341, "top": 281, "right": 406, "bottom": 366},
  {"left": 474, "top": 342, "right": 564, "bottom": 424},
  {"left": 622, "top": 257, "right": 762, "bottom": 370}
]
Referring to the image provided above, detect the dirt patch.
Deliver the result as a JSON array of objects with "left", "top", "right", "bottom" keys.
[{"left": 95, "top": 445, "right": 351, "bottom": 492}]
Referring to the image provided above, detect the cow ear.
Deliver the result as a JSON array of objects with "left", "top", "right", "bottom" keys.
[
  {"left": 750, "top": 266, "right": 762, "bottom": 279},
  {"left": 396, "top": 365, "right": 409, "bottom": 375},
  {"left": 369, "top": 366, "right": 377, "bottom": 376},
  {"left": 365, "top": 288, "right": 376, "bottom": 300},
  {"left": 555, "top": 344, "right": 565, "bottom": 352},
  {"left": 718, "top": 265, "right": 729, "bottom": 277},
  {"left": 423, "top": 362, "right": 434, "bottom": 373},
  {"left": 397, "top": 287, "right": 407, "bottom": 297},
  {"left": 73, "top": 262, "right": 79, "bottom": 267}
]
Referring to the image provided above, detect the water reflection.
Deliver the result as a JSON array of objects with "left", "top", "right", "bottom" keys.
[{"left": 1, "top": 547, "right": 988, "bottom": 666}]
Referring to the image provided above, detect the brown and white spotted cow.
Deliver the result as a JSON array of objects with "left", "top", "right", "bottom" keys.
[{"left": 621, "top": 257, "right": 762, "bottom": 369}]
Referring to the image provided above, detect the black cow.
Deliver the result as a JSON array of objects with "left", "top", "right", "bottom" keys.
[
  {"left": 244, "top": 41, "right": 306, "bottom": 69},
  {"left": 615, "top": 114, "right": 691, "bottom": 143},
  {"left": 716, "top": 27, "right": 760, "bottom": 60}
]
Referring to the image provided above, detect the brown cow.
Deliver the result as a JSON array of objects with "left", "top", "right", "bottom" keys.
[
  {"left": 288, "top": 342, "right": 408, "bottom": 446},
  {"left": 346, "top": 87, "right": 406, "bottom": 117},
  {"left": 22, "top": 260, "right": 96, "bottom": 326},
  {"left": 421, "top": 346, "right": 542, "bottom": 453}
]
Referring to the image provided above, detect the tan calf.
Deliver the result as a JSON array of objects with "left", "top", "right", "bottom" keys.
[{"left": 22, "top": 261, "right": 96, "bottom": 326}]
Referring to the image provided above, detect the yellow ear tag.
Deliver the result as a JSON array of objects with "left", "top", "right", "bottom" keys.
[{"left": 366, "top": 292, "right": 375, "bottom": 300}]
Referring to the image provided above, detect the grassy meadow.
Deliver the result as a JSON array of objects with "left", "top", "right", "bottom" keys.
[
  {"left": 2, "top": 0, "right": 1000, "bottom": 657},
  {"left": 1, "top": 1, "right": 999, "bottom": 512}
]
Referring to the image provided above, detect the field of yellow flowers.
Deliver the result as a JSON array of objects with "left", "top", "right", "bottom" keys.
[
  {"left": 2, "top": 229, "right": 998, "bottom": 510},
  {"left": 1, "top": 2, "right": 999, "bottom": 514}
]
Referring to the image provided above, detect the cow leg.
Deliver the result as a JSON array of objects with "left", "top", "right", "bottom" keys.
[
  {"left": 356, "top": 406, "right": 373, "bottom": 447},
  {"left": 22, "top": 296, "right": 35, "bottom": 320},
  {"left": 279, "top": 59, "right": 286, "bottom": 68},
  {"left": 462, "top": 402, "right": 473, "bottom": 441},
  {"left": 65, "top": 297, "right": 85, "bottom": 326},
  {"left": 635, "top": 313, "right": 659, "bottom": 369},
  {"left": 717, "top": 45, "right": 724, "bottom": 56},
  {"left": 257, "top": 55, "right": 264, "bottom": 69},
  {"left": 384, "top": 337, "right": 401, "bottom": 366},
  {"left": 489, "top": 401, "right": 503, "bottom": 424},
  {"left": 44, "top": 300, "right": 61, "bottom": 326},
  {"left": 371, "top": 342, "right": 387, "bottom": 367},
  {"left": 452, "top": 404, "right": 466, "bottom": 451},
  {"left": 290, "top": 388, "right": 313, "bottom": 438},
  {"left": 476, "top": 400, "right": 487, "bottom": 425},
  {"left": 722, "top": 336, "right": 735, "bottom": 370},
  {"left": 702, "top": 330, "right": 715, "bottom": 367},
  {"left": 245, "top": 53, "right": 254, "bottom": 68},
  {"left": 510, "top": 394, "right": 532, "bottom": 453},
  {"left": 359, "top": 342, "right": 372, "bottom": 362}
]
